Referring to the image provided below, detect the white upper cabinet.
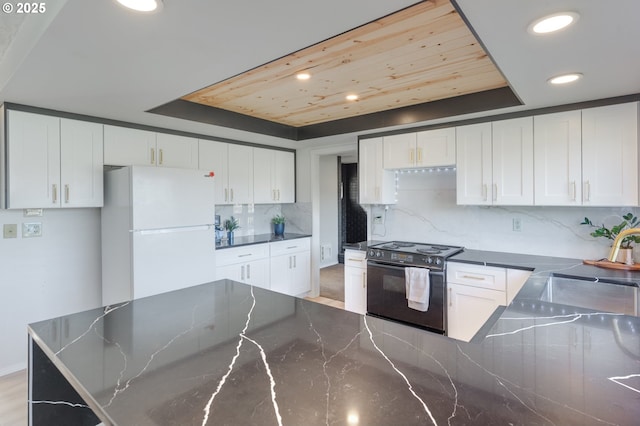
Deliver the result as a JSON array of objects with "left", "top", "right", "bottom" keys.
[
  {"left": 582, "top": 102, "right": 638, "bottom": 206},
  {"left": 155, "top": 133, "right": 198, "bottom": 169},
  {"left": 382, "top": 128, "right": 455, "bottom": 169},
  {"left": 359, "top": 137, "right": 396, "bottom": 204},
  {"left": 534, "top": 110, "right": 582, "bottom": 205},
  {"left": 104, "top": 125, "right": 156, "bottom": 167},
  {"left": 227, "top": 144, "right": 253, "bottom": 205},
  {"left": 253, "top": 148, "right": 295, "bottom": 204},
  {"left": 104, "top": 126, "right": 198, "bottom": 169},
  {"left": 5, "top": 111, "right": 103, "bottom": 209},
  {"left": 60, "top": 118, "right": 104, "bottom": 208},
  {"left": 491, "top": 117, "right": 534, "bottom": 205},
  {"left": 200, "top": 140, "right": 253, "bottom": 205},
  {"left": 198, "top": 139, "right": 229, "bottom": 204},
  {"left": 416, "top": 128, "right": 456, "bottom": 167},
  {"left": 6, "top": 110, "right": 61, "bottom": 208},
  {"left": 382, "top": 133, "right": 416, "bottom": 169},
  {"left": 456, "top": 117, "right": 533, "bottom": 205},
  {"left": 456, "top": 122, "right": 493, "bottom": 205}
]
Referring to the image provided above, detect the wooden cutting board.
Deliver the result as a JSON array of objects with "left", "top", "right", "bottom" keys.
[{"left": 583, "top": 259, "right": 640, "bottom": 271}]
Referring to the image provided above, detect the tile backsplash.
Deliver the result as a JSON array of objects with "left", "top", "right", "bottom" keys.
[
  {"left": 367, "top": 170, "right": 640, "bottom": 261},
  {"left": 216, "top": 203, "right": 311, "bottom": 236}
]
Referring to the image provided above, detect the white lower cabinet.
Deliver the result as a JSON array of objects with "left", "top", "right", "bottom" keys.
[
  {"left": 344, "top": 249, "right": 367, "bottom": 314},
  {"left": 215, "top": 244, "right": 270, "bottom": 289},
  {"left": 269, "top": 238, "right": 311, "bottom": 296},
  {"left": 447, "top": 262, "right": 508, "bottom": 342}
]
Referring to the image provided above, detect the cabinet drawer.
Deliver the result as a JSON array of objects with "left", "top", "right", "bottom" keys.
[
  {"left": 216, "top": 243, "right": 269, "bottom": 266},
  {"left": 344, "top": 249, "right": 367, "bottom": 268},
  {"left": 270, "top": 237, "right": 311, "bottom": 256},
  {"left": 447, "top": 262, "right": 506, "bottom": 291}
]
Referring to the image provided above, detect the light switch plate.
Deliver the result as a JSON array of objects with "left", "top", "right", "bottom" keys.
[
  {"left": 22, "top": 222, "right": 42, "bottom": 238},
  {"left": 3, "top": 224, "right": 18, "bottom": 238}
]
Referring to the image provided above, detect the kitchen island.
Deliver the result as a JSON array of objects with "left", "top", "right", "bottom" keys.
[{"left": 29, "top": 258, "right": 640, "bottom": 425}]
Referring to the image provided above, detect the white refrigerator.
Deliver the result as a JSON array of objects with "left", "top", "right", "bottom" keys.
[{"left": 102, "top": 166, "right": 216, "bottom": 305}]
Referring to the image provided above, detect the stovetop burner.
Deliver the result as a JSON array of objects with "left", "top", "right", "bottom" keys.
[
  {"left": 416, "top": 247, "right": 442, "bottom": 254},
  {"left": 381, "top": 242, "right": 415, "bottom": 249}
]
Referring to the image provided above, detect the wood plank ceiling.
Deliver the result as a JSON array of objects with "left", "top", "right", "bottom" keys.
[{"left": 181, "top": 0, "right": 508, "bottom": 128}]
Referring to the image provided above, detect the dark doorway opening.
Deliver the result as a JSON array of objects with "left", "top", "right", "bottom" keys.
[{"left": 338, "top": 161, "right": 367, "bottom": 263}]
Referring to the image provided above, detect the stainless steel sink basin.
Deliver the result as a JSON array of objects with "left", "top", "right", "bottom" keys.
[{"left": 541, "top": 275, "right": 639, "bottom": 316}]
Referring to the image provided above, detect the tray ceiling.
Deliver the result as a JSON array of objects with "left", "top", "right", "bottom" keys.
[{"left": 180, "top": 0, "right": 509, "bottom": 128}]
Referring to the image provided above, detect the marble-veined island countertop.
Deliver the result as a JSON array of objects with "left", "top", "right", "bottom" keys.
[{"left": 28, "top": 251, "right": 640, "bottom": 425}]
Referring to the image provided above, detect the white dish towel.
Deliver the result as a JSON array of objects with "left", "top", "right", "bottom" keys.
[{"left": 405, "top": 267, "right": 430, "bottom": 312}]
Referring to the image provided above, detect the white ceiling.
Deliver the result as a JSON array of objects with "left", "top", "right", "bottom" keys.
[{"left": 1, "top": 0, "right": 639, "bottom": 148}]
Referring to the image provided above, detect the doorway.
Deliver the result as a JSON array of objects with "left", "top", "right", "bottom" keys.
[{"left": 337, "top": 160, "right": 367, "bottom": 263}]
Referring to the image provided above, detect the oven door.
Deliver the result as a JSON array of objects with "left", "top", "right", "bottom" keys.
[{"left": 367, "top": 261, "right": 445, "bottom": 333}]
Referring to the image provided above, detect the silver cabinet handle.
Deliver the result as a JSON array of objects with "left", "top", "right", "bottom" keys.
[
  {"left": 449, "top": 288, "right": 452, "bottom": 307},
  {"left": 159, "top": 148, "right": 164, "bottom": 165},
  {"left": 151, "top": 148, "right": 155, "bottom": 165},
  {"left": 409, "top": 148, "right": 414, "bottom": 163},
  {"left": 230, "top": 188, "right": 234, "bottom": 202},
  {"left": 241, "top": 265, "right": 245, "bottom": 281},
  {"left": 493, "top": 183, "right": 498, "bottom": 202},
  {"left": 584, "top": 180, "right": 590, "bottom": 202},
  {"left": 238, "top": 253, "right": 252, "bottom": 258},
  {"left": 247, "top": 264, "right": 251, "bottom": 279},
  {"left": 52, "top": 184, "right": 57, "bottom": 204},
  {"left": 462, "top": 275, "right": 485, "bottom": 281},
  {"left": 293, "top": 255, "right": 297, "bottom": 268},
  {"left": 417, "top": 147, "right": 423, "bottom": 164},
  {"left": 362, "top": 272, "right": 366, "bottom": 289},
  {"left": 224, "top": 188, "right": 228, "bottom": 202},
  {"left": 289, "top": 256, "right": 292, "bottom": 269},
  {"left": 64, "top": 184, "right": 70, "bottom": 203}
]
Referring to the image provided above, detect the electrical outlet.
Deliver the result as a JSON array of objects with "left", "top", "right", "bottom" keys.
[
  {"left": 23, "top": 222, "right": 42, "bottom": 238},
  {"left": 512, "top": 218, "right": 522, "bottom": 232},
  {"left": 3, "top": 224, "right": 17, "bottom": 239},
  {"left": 374, "top": 215, "right": 383, "bottom": 224}
]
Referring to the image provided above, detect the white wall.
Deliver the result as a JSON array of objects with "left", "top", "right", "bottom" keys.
[
  {"left": 319, "top": 155, "right": 338, "bottom": 267},
  {"left": 0, "top": 208, "right": 102, "bottom": 375},
  {"left": 367, "top": 170, "right": 640, "bottom": 260}
]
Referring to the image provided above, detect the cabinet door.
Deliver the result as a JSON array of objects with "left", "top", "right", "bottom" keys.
[
  {"left": 447, "top": 283, "right": 506, "bottom": 342},
  {"left": 344, "top": 266, "right": 366, "bottom": 314},
  {"left": 492, "top": 117, "right": 534, "bottom": 205},
  {"left": 199, "top": 140, "right": 229, "bottom": 204},
  {"left": 6, "top": 110, "right": 61, "bottom": 208},
  {"left": 582, "top": 102, "right": 638, "bottom": 206},
  {"left": 156, "top": 133, "right": 198, "bottom": 169},
  {"left": 456, "top": 122, "right": 492, "bottom": 205},
  {"left": 227, "top": 144, "right": 253, "bottom": 204},
  {"left": 274, "top": 150, "right": 295, "bottom": 203},
  {"left": 245, "top": 258, "right": 270, "bottom": 290},
  {"left": 103, "top": 125, "right": 156, "bottom": 166},
  {"left": 60, "top": 119, "right": 104, "bottom": 207},
  {"left": 416, "top": 128, "right": 456, "bottom": 167},
  {"left": 383, "top": 133, "right": 416, "bottom": 169},
  {"left": 216, "top": 263, "right": 243, "bottom": 282},
  {"left": 253, "top": 147, "right": 274, "bottom": 204},
  {"left": 534, "top": 111, "right": 582, "bottom": 205},
  {"left": 269, "top": 254, "right": 292, "bottom": 295},
  {"left": 290, "top": 251, "right": 311, "bottom": 295},
  {"left": 359, "top": 137, "right": 395, "bottom": 204}
]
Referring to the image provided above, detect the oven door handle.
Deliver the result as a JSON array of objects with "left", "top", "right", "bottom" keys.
[{"left": 367, "top": 261, "right": 409, "bottom": 272}]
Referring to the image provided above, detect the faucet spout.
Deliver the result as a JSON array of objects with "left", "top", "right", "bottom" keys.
[{"left": 607, "top": 227, "right": 640, "bottom": 262}]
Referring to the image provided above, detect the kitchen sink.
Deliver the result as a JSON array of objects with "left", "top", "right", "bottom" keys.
[{"left": 541, "top": 275, "right": 639, "bottom": 316}]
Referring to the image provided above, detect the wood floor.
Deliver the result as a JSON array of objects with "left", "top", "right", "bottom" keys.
[
  {"left": 306, "top": 263, "right": 346, "bottom": 309},
  {"left": 0, "top": 369, "right": 27, "bottom": 426}
]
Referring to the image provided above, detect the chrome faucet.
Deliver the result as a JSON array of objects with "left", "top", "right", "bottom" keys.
[{"left": 608, "top": 227, "right": 640, "bottom": 262}]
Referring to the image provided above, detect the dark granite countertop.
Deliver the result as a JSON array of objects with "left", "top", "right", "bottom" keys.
[
  {"left": 215, "top": 233, "right": 311, "bottom": 249},
  {"left": 29, "top": 269, "right": 640, "bottom": 425},
  {"left": 342, "top": 240, "right": 384, "bottom": 252}
]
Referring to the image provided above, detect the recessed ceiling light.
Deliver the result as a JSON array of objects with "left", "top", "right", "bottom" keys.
[
  {"left": 346, "top": 94, "right": 359, "bottom": 101},
  {"left": 296, "top": 72, "right": 311, "bottom": 81},
  {"left": 548, "top": 73, "right": 583, "bottom": 85},
  {"left": 528, "top": 12, "right": 579, "bottom": 34},
  {"left": 115, "top": 0, "right": 163, "bottom": 13}
]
